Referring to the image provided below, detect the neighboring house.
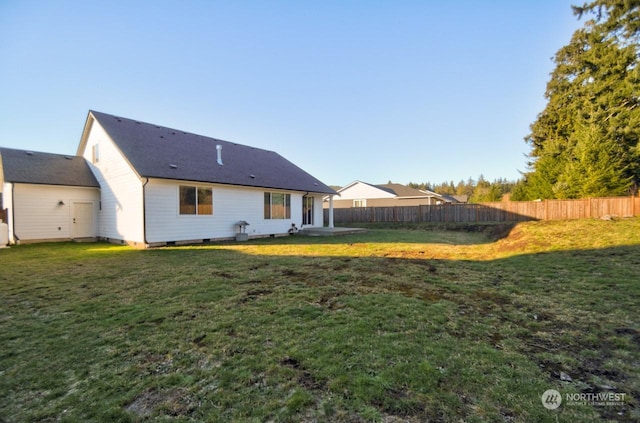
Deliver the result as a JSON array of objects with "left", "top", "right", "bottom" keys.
[
  {"left": 0, "top": 147, "right": 100, "bottom": 243},
  {"left": 438, "top": 193, "right": 468, "bottom": 204},
  {"left": 325, "top": 181, "right": 457, "bottom": 209},
  {"left": 0, "top": 110, "right": 337, "bottom": 246}
]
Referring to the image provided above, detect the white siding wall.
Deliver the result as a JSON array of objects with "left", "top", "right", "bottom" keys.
[
  {"left": 11, "top": 184, "right": 99, "bottom": 242},
  {"left": 338, "top": 182, "right": 395, "bottom": 200},
  {"left": 145, "top": 179, "right": 313, "bottom": 243},
  {"left": 80, "top": 121, "right": 145, "bottom": 244},
  {"left": 77, "top": 117, "right": 327, "bottom": 246}
]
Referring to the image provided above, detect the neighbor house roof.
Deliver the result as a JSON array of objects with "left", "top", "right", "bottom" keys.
[
  {"left": 375, "top": 183, "right": 435, "bottom": 198},
  {"left": 0, "top": 147, "right": 99, "bottom": 187},
  {"left": 80, "top": 111, "right": 336, "bottom": 195},
  {"left": 333, "top": 181, "right": 458, "bottom": 203},
  {"left": 441, "top": 194, "right": 467, "bottom": 203}
]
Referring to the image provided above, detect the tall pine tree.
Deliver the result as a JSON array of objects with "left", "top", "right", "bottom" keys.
[{"left": 519, "top": 0, "right": 639, "bottom": 199}]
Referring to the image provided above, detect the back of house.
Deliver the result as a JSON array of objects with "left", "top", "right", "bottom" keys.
[
  {"left": 0, "top": 110, "right": 337, "bottom": 247},
  {"left": 0, "top": 147, "right": 100, "bottom": 244}
]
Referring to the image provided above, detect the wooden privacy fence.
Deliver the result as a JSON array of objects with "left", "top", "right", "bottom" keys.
[{"left": 324, "top": 196, "right": 640, "bottom": 224}]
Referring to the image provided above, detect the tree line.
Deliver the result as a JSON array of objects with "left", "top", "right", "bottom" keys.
[
  {"left": 516, "top": 0, "right": 639, "bottom": 200},
  {"left": 408, "top": 176, "right": 517, "bottom": 203},
  {"left": 418, "top": 1, "right": 639, "bottom": 202}
]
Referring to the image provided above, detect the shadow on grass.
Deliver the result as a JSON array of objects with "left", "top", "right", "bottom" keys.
[
  {"left": 0, "top": 238, "right": 638, "bottom": 422},
  {"left": 222, "top": 222, "right": 519, "bottom": 247}
]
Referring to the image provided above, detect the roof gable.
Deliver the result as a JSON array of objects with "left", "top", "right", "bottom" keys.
[
  {"left": 336, "top": 181, "right": 396, "bottom": 199},
  {"left": 86, "top": 111, "right": 336, "bottom": 195},
  {"left": 0, "top": 147, "right": 99, "bottom": 187},
  {"left": 376, "top": 183, "right": 438, "bottom": 198},
  {"left": 338, "top": 181, "right": 444, "bottom": 200}
]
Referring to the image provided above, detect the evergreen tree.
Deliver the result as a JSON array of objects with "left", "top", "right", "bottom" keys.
[
  {"left": 455, "top": 179, "right": 473, "bottom": 196},
  {"left": 469, "top": 175, "right": 507, "bottom": 202},
  {"left": 521, "top": 0, "right": 640, "bottom": 199}
]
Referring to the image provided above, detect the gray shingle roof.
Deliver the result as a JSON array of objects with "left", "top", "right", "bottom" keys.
[
  {"left": 0, "top": 147, "right": 99, "bottom": 187},
  {"left": 375, "top": 183, "right": 434, "bottom": 198},
  {"left": 89, "top": 111, "right": 337, "bottom": 195}
]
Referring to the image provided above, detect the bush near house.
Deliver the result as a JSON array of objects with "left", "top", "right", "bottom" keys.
[{"left": 0, "top": 218, "right": 639, "bottom": 422}]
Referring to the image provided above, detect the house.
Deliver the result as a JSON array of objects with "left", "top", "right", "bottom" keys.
[
  {"left": 1, "top": 110, "right": 337, "bottom": 247},
  {"left": 439, "top": 194, "right": 468, "bottom": 204},
  {"left": 0, "top": 148, "right": 100, "bottom": 243},
  {"left": 325, "top": 181, "right": 457, "bottom": 208}
]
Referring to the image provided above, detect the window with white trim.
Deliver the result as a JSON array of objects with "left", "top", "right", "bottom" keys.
[
  {"left": 179, "top": 186, "right": 213, "bottom": 215},
  {"left": 92, "top": 144, "right": 100, "bottom": 163},
  {"left": 264, "top": 192, "right": 291, "bottom": 219}
]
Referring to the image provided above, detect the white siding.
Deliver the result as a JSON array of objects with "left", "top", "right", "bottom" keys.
[
  {"left": 145, "top": 179, "right": 313, "bottom": 243},
  {"left": 338, "top": 181, "right": 395, "bottom": 200},
  {"left": 77, "top": 116, "right": 328, "bottom": 246},
  {"left": 11, "top": 184, "right": 99, "bottom": 242},
  {"left": 80, "top": 120, "right": 145, "bottom": 244}
]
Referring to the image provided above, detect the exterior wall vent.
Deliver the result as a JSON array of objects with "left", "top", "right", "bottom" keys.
[{"left": 216, "top": 144, "right": 223, "bottom": 165}]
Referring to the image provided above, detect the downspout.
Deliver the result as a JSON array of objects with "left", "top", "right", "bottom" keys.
[{"left": 142, "top": 178, "right": 149, "bottom": 247}]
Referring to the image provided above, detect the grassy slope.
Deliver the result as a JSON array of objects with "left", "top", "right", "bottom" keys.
[{"left": 0, "top": 219, "right": 638, "bottom": 422}]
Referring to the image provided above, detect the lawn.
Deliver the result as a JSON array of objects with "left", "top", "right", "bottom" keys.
[{"left": 0, "top": 219, "right": 638, "bottom": 422}]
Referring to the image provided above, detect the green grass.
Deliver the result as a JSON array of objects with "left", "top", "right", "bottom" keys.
[{"left": 0, "top": 218, "right": 639, "bottom": 422}]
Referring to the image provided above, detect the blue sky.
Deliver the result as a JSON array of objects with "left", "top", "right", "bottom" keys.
[{"left": 0, "top": 1, "right": 583, "bottom": 187}]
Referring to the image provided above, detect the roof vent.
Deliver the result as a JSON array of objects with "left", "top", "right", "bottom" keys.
[
  {"left": 169, "top": 164, "right": 178, "bottom": 169},
  {"left": 26, "top": 151, "right": 34, "bottom": 156},
  {"left": 216, "top": 144, "right": 223, "bottom": 165},
  {"left": 250, "top": 174, "right": 256, "bottom": 179}
]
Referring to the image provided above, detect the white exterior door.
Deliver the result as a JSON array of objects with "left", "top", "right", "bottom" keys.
[{"left": 71, "top": 202, "right": 95, "bottom": 238}]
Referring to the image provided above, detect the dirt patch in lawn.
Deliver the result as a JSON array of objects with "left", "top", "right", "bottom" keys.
[{"left": 125, "top": 387, "right": 195, "bottom": 417}]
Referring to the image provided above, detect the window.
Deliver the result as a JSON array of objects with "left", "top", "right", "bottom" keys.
[
  {"left": 264, "top": 192, "right": 291, "bottom": 219},
  {"left": 179, "top": 186, "right": 213, "bottom": 215},
  {"left": 92, "top": 144, "right": 100, "bottom": 163},
  {"left": 353, "top": 199, "right": 366, "bottom": 207}
]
